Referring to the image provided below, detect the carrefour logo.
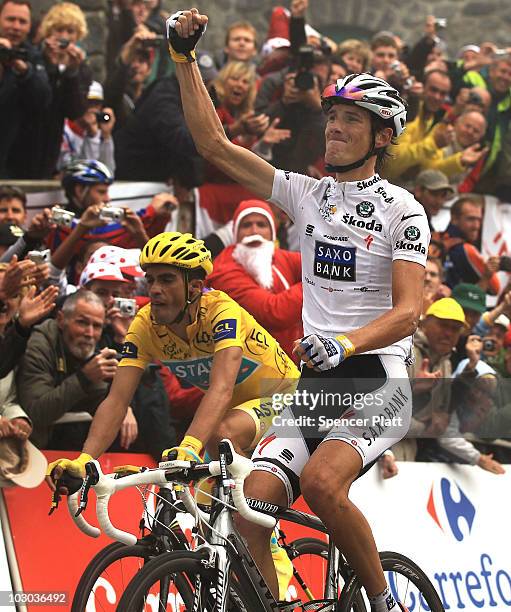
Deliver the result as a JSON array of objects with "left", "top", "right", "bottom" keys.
[{"left": 427, "top": 478, "right": 476, "bottom": 542}]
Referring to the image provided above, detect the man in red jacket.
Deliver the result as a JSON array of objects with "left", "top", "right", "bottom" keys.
[{"left": 207, "top": 199, "right": 302, "bottom": 359}]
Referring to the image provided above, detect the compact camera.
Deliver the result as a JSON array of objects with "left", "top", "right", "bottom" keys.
[
  {"left": 27, "top": 249, "right": 50, "bottom": 265},
  {"left": 58, "top": 38, "right": 70, "bottom": 49},
  {"left": 434, "top": 18, "right": 447, "bottom": 28},
  {"left": 95, "top": 111, "right": 111, "bottom": 124},
  {"left": 0, "top": 44, "right": 28, "bottom": 64},
  {"left": 99, "top": 206, "right": 125, "bottom": 222},
  {"left": 50, "top": 206, "right": 75, "bottom": 228},
  {"left": 482, "top": 338, "right": 497, "bottom": 353},
  {"left": 499, "top": 255, "right": 511, "bottom": 272},
  {"left": 294, "top": 45, "right": 316, "bottom": 91},
  {"left": 113, "top": 297, "right": 137, "bottom": 317}
]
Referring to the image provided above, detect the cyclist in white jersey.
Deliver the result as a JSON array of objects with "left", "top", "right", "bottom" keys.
[{"left": 166, "top": 11, "right": 429, "bottom": 612}]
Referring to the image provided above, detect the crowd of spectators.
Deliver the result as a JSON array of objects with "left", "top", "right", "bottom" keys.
[{"left": 1, "top": 0, "right": 511, "bottom": 486}]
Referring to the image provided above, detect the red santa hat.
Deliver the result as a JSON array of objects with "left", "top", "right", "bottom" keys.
[{"left": 232, "top": 200, "right": 276, "bottom": 242}]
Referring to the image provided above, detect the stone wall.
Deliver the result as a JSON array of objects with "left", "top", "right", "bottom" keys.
[{"left": 30, "top": 0, "right": 510, "bottom": 82}]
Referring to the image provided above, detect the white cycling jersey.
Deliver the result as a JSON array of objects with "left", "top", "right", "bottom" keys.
[{"left": 269, "top": 170, "right": 430, "bottom": 360}]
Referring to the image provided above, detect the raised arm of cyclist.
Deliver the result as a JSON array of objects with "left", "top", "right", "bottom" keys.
[{"left": 169, "top": 9, "right": 275, "bottom": 200}]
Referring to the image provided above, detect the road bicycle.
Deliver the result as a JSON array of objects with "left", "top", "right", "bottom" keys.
[{"left": 66, "top": 440, "right": 444, "bottom": 611}]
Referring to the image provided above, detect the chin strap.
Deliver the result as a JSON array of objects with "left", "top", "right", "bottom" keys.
[{"left": 171, "top": 271, "right": 201, "bottom": 325}]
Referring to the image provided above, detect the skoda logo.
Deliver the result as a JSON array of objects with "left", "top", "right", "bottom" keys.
[
  {"left": 356, "top": 201, "right": 374, "bottom": 218},
  {"left": 404, "top": 226, "right": 420, "bottom": 241}
]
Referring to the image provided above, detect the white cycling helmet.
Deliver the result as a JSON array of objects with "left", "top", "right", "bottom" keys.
[{"left": 321, "top": 73, "right": 407, "bottom": 138}]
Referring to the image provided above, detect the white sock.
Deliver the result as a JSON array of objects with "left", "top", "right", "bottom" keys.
[{"left": 369, "top": 586, "right": 402, "bottom": 611}]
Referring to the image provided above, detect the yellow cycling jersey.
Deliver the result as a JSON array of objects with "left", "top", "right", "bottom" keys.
[{"left": 119, "top": 289, "right": 299, "bottom": 406}]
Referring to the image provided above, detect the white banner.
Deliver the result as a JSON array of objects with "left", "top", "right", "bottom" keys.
[{"left": 351, "top": 462, "right": 511, "bottom": 610}]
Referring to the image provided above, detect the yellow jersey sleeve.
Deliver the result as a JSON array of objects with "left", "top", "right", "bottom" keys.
[
  {"left": 119, "top": 306, "right": 155, "bottom": 369},
  {"left": 208, "top": 295, "right": 245, "bottom": 353}
]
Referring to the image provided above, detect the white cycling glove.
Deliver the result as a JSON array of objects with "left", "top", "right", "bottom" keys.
[{"left": 299, "top": 334, "right": 355, "bottom": 371}]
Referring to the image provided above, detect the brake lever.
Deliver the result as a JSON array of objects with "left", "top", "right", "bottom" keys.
[{"left": 76, "top": 461, "right": 100, "bottom": 516}]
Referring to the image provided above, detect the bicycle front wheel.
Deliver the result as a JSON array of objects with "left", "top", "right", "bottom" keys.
[
  {"left": 117, "top": 550, "right": 258, "bottom": 612},
  {"left": 72, "top": 542, "right": 155, "bottom": 611},
  {"left": 339, "top": 551, "right": 445, "bottom": 612}
]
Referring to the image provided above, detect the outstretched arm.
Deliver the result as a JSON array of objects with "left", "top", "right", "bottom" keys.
[{"left": 170, "top": 9, "right": 275, "bottom": 199}]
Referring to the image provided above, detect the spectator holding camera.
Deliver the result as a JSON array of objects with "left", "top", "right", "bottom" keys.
[
  {"left": 58, "top": 81, "right": 116, "bottom": 174},
  {"left": 45, "top": 160, "right": 174, "bottom": 261},
  {"left": 17, "top": 289, "right": 138, "bottom": 450},
  {"left": 421, "top": 110, "right": 489, "bottom": 191},
  {"left": 0, "top": 0, "right": 51, "bottom": 177},
  {"left": 7, "top": 2, "right": 93, "bottom": 179}
]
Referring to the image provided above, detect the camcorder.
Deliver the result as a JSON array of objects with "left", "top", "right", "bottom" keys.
[
  {"left": 99, "top": 206, "right": 125, "bottom": 222},
  {"left": 113, "top": 297, "right": 137, "bottom": 317},
  {"left": 95, "top": 111, "right": 111, "bottom": 124},
  {"left": 50, "top": 206, "right": 75, "bottom": 228},
  {"left": 141, "top": 35, "right": 164, "bottom": 49},
  {"left": 27, "top": 249, "right": 50, "bottom": 265},
  {"left": 0, "top": 44, "right": 28, "bottom": 64}
]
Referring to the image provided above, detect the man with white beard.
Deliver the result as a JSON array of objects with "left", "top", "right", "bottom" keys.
[{"left": 207, "top": 200, "right": 302, "bottom": 359}]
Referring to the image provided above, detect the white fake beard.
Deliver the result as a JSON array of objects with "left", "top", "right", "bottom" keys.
[{"left": 232, "top": 235, "right": 275, "bottom": 290}]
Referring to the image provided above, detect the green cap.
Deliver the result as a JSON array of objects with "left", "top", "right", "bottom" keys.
[{"left": 451, "top": 283, "right": 486, "bottom": 314}]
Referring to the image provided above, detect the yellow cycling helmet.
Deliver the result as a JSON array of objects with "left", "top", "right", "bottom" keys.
[{"left": 140, "top": 232, "right": 213, "bottom": 275}]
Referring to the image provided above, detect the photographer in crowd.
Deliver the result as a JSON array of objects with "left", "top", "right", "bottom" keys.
[
  {"left": 7, "top": 2, "right": 93, "bottom": 179},
  {"left": 0, "top": 0, "right": 51, "bottom": 178},
  {"left": 58, "top": 81, "right": 116, "bottom": 173}
]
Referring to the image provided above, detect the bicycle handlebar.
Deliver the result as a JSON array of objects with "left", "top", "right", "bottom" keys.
[
  {"left": 89, "top": 440, "right": 276, "bottom": 545},
  {"left": 67, "top": 493, "right": 101, "bottom": 538}
]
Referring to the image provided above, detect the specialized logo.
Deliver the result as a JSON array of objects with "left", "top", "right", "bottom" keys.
[
  {"left": 404, "top": 226, "right": 420, "bottom": 241},
  {"left": 212, "top": 318, "right": 237, "bottom": 342},
  {"left": 120, "top": 341, "right": 138, "bottom": 359},
  {"left": 342, "top": 213, "right": 382, "bottom": 232},
  {"left": 364, "top": 235, "right": 374, "bottom": 250},
  {"left": 427, "top": 478, "right": 476, "bottom": 542},
  {"left": 356, "top": 201, "right": 374, "bottom": 218},
  {"left": 258, "top": 433, "right": 277, "bottom": 454},
  {"left": 401, "top": 213, "right": 422, "bottom": 222},
  {"left": 314, "top": 241, "right": 356, "bottom": 282},
  {"left": 163, "top": 355, "right": 259, "bottom": 390},
  {"left": 305, "top": 224, "right": 314, "bottom": 237},
  {"left": 321, "top": 286, "right": 343, "bottom": 292},
  {"left": 356, "top": 175, "right": 381, "bottom": 190}
]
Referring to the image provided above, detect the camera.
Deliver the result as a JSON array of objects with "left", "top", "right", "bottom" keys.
[
  {"left": 434, "top": 18, "right": 447, "bottom": 28},
  {"left": 113, "top": 297, "right": 137, "bottom": 317},
  {"left": 483, "top": 338, "right": 497, "bottom": 353},
  {"left": 0, "top": 44, "right": 28, "bottom": 64},
  {"left": 57, "top": 38, "right": 70, "bottom": 49},
  {"left": 390, "top": 61, "right": 413, "bottom": 89},
  {"left": 27, "top": 249, "right": 50, "bottom": 265},
  {"left": 99, "top": 206, "right": 125, "bottom": 222},
  {"left": 467, "top": 91, "right": 483, "bottom": 106},
  {"left": 499, "top": 255, "right": 511, "bottom": 272},
  {"left": 50, "top": 206, "right": 75, "bottom": 228},
  {"left": 294, "top": 45, "right": 316, "bottom": 91},
  {"left": 95, "top": 111, "right": 111, "bottom": 124},
  {"left": 141, "top": 35, "right": 164, "bottom": 49},
  {"left": 494, "top": 49, "right": 508, "bottom": 56}
]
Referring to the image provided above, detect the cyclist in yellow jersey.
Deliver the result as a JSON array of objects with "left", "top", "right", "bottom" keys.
[{"left": 46, "top": 231, "right": 298, "bottom": 478}]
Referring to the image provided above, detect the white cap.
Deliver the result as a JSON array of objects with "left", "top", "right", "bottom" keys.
[
  {"left": 89, "top": 246, "right": 144, "bottom": 278},
  {"left": 0, "top": 439, "right": 47, "bottom": 488},
  {"left": 79, "top": 262, "right": 130, "bottom": 287},
  {"left": 261, "top": 37, "right": 291, "bottom": 58},
  {"left": 88, "top": 80, "right": 104, "bottom": 101},
  {"left": 494, "top": 314, "right": 510, "bottom": 329},
  {"left": 457, "top": 44, "right": 481, "bottom": 59}
]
